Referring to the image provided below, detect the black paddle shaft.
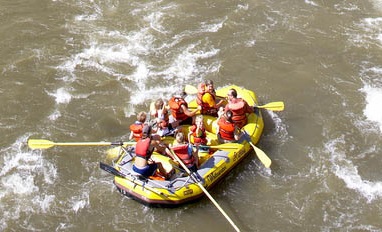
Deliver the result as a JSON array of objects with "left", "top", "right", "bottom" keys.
[{"left": 99, "top": 162, "right": 125, "bottom": 178}]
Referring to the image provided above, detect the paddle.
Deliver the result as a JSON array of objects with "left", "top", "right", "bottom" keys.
[
  {"left": 241, "top": 131, "right": 271, "bottom": 168},
  {"left": 168, "top": 149, "right": 241, "bottom": 232},
  {"left": 190, "top": 101, "right": 284, "bottom": 112},
  {"left": 27, "top": 139, "right": 136, "bottom": 150},
  {"left": 185, "top": 84, "right": 284, "bottom": 112},
  {"left": 100, "top": 161, "right": 126, "bottom": 178},
  {"left": 249, "top": 142, "right": 271, "bottom": 168},
  {"left": 184, "top": 84, "right": 198, "bottom": 95},
  {"left": 198, "top": 144, "right": 241, "bottom": 150},
  {"left": 254, "top": 101, "right": 284, "bottom": 111}
]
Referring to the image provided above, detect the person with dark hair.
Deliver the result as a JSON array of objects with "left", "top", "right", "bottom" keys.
[
  {"left": 133, "top": 125, "right": 174, "bottom": 179},
  {"left": 217, "top": 110, "right": 242, "bottom": 143},
  {"left": 224, "top": 88, "right": 254, "bottom": 128}
]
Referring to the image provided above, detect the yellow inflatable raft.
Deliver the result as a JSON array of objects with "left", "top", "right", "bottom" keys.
[{"left": 101, "top": 85, "right": 264, "bottom": 206}]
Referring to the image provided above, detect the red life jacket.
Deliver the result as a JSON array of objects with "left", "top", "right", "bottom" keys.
[
  {"left": 168, "top": 97, "right": 189, "bottom": 121},
  {"left": 190, "top": 125, "right": 207, "bottom": 145},
  {"left": 130, "top": 122, "right": 144, "bottom": 142},
  {"left": 135, "top": 138, "right": 154, "bottom": 160},
  {"left": 226, "top": 98, "right": 247, "bottom": 128},
  {"left": 218, "top": 117, "right": 236, "bottom": 141},
  {"left": 172, "top": 144, "right": 194, "bottom": 166},
  {"left": 196, "top": 92, "right": 217, "bottom": 115}
]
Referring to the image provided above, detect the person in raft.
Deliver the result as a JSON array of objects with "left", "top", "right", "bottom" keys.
[
  {"left": 133, "top": 125, "right": 174, "bottom": 179},
  {"left": 217, "top": 110, "right": 242, "bottom": 143},
  {"left": 129, "top": 111, "right": 147, "bottom": 142},
  {"left": 196, "top": 80, "right": 225, "bottom": 116},
  {"left": 188, "top": 115, "right": 208, "bottom": 146},
  {"left": 170, "top": 132, "right": 199, "bottom": 172},
  {"left": 224, "top": 88, "right": 254, "bottom": 128},
  {"left": 168, "top": 91, "right": 200, "bottom": 126},
  {"left": 149, "top": 98, "right": 173, "bottom": 136}
]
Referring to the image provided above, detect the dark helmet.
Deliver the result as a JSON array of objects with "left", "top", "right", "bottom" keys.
[{"left": 225, "top": 110, "right": 233, "bottom": 122}]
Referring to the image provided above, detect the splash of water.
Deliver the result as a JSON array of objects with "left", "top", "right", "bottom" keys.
[
  {"left": 326, "top": 136, "right": 382, "bottom": 202},
  {"left": 362, "top": 85, "right": 382, "bottom": 132},
  {"left": 0, "top": 136, "right": 58, "bottom": 231},
  {"left": 47, "top": 87, "right": 72, "bottom": 105}
]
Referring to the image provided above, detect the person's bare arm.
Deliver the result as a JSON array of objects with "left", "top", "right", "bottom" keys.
[{"left": 181, "top": 104, "right": 200, "bottom": 117}]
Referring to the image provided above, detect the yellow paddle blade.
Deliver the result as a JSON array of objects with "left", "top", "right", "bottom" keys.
[
  {"left": 28, "top": 139, "right": 136, "bottom": 150},
  {"left": 250, "top": 143, "right": 271, "bottom": 168},
  {"left": 257, "top": 101, "right": 284, "bottom": 111},
  {"left": 28, "top": 139, "right": 55, "bottom": 149},
  {"left": 106, "top": 146, "right": 124, "bottom": 161},
  {"left": 254, "top": 147, "right": 271, "bottom": 168},
  {"left": 184, "top": 84, "right": 198, "bottom": 95}
]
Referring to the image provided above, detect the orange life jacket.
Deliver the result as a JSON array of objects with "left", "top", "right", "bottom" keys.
[
  {"left": 218, "top": 117, "right": 236, "bottom": 141},
  {"left": 226, "top": 98, "right": 248, "bottom": 128},
  {"left": 168, "top": 97, "right": 189, "bottom": 121},
  {"left": 129, "top": 122, "right": 144, "bottom": 142},
  {"left": 190, "top": 125, "right": 207, "bottom": 145},
  {"left": 172, "top": 144, "right": 194, "bottom": 167},
  {"left": 135, "top": 138, "right": 154, "bottom": 160}
]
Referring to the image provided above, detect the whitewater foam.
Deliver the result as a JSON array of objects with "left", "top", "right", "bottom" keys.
[
  {"left": 304, "top": 0, "right": 318, "bottom": 7},
  {"left": 56, "top": 3, "right": 223, "bottom": 107},
  {"left": 2, "top": 173, "right": 39, "bottom": 195},
  {"left": 34, "top": 194, "right": 55, "bottom": 213},
  {"left": 361, "top": 85, "right": 382, "bottom": 132},
  {"left": 326, "top": 136, "right": 382, "bottom": 202},
  {"left": 47, "top": 87, "right": 72, "bottom": 104},
  {"left": 48, "top": 109, "right": 61, "bottom": 121},
  {"left": 0, "top": 136, "right": 58, "bottom": 230},
  {"left": 353, "top": 17, "right": 382, "bottom": 47}
]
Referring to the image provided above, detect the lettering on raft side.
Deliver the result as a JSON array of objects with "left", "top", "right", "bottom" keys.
[
  {"left": 205, "top": 166, "right": 227, "bottom": 183},
  {"left": 233, "top": 148, "right": 246, "bottom": 162},
  {"left": 203, "top": 149, "right": 247, "bottom": 187},
  {"left": 183, "top": 189, "right": 193, "bottom": 196}
]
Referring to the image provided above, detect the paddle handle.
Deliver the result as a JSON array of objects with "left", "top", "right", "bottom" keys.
[
  {"left": 254, "top": 101, "right": 284, "bottom": 111},
  {"left": 168, "top": 149, "right": 241, "bottom": 232}
]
